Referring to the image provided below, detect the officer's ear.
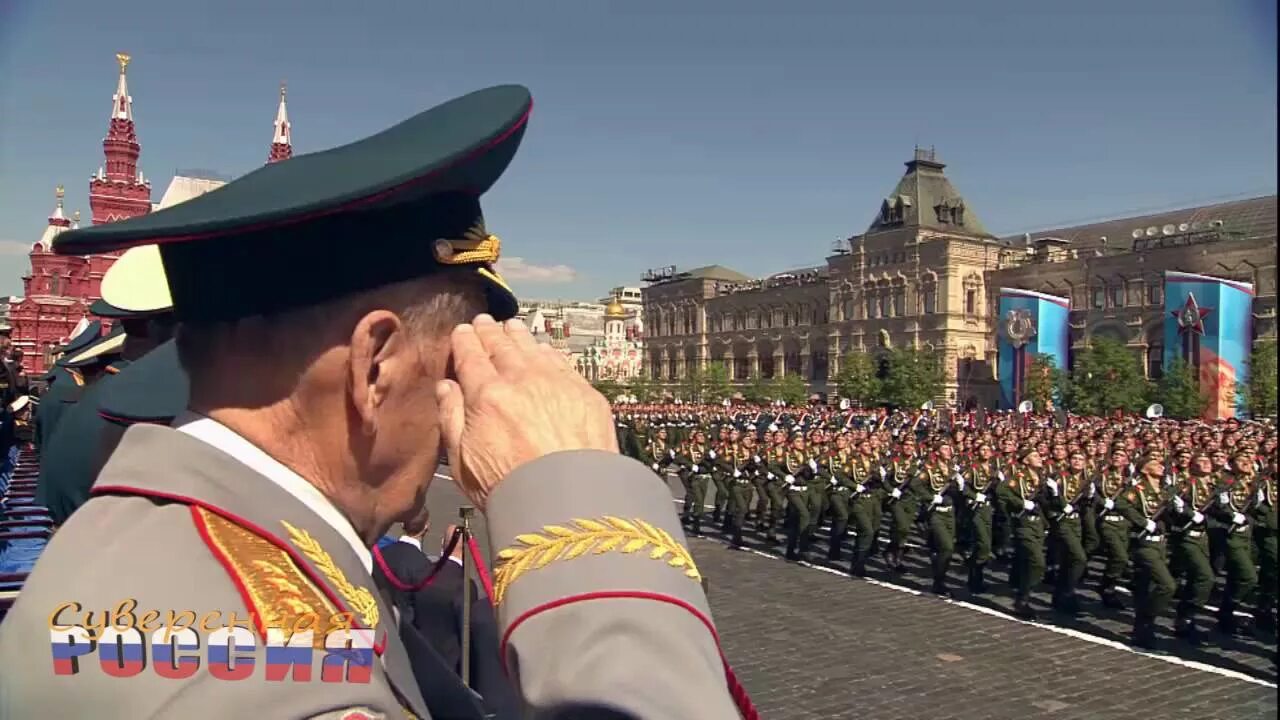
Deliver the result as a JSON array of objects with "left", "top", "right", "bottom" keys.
[{"left": 348, "top": 309, "right": 412, "bottom": 429}]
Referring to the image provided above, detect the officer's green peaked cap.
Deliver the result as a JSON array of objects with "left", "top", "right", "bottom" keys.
[{"left": 53, "top": 85, "right": 531, "bottom": 323}]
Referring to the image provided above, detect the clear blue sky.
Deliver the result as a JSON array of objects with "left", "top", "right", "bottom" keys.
[{"left": 1, "top": 0, "right": 1275, "bottom": 300}]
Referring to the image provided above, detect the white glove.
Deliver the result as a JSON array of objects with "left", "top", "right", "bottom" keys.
[
  {"left": 691, "top": 464, "right": 700, "bottom": 473},
  {"left": 753, "top": 455, "right": 761, "bottom": 464},
  {"left": 1063, "top": 504, "right": 1075, "bottom": 516},
  {"left": 972, "top": 493, "right": 986, "bottom": 505},
  {"left": 669, "top": 449, "right": 676, "bottom": 459},
  {"left": 808, "top": 459, "right": 818, "bottom": 472},
  {"left": 651, "top": 463, "right": 659, "bottom": 471},
  {"left": 1088, "top": 484, "right": 1096, "bottom": 498},
  {"left": 785, "top": 474, "right": 796, "bottom": 485},
  {"left": 1023, "top": 500, "right": 1036, "bottom": 512},
  {"left": 1046, "top": 478, "right": 1058, "bottom": 494},
  {"left": 708, "top": 450, "right": 717, "bottom": 460},
  {"left": 1173, "top": 496, "right": 1185, "bottom": 511},
  {"left": 733, "top": 469, "right": 741, "bottom": 478},
  {"left": 879, "top": 466, "right": 887, "bottom": 478},
  {"left": 932, "top": 493, "right": 944, "bottom": 506},
  {"left": 891, "top": 488, "right": 903, "bottom": 499},
  {"left": 1260, "top": 490, "right": 1267, "bottom": 503},
  {"left": 1232, "top": 512, "right": 1246, "bottom": 525},
  {"left": 767, "top": 472, "right": 775, "bottom": 480},
  {"left": 855, "top": 484, "right": 866, "bottom": 494},
  {"left": 998, "top": 470, "right": 1007, "bottom": 482},
  {"left": 831, "top": 478, "right": 839, "bottom": 487},
  {"left": 1219, "top": 492, "right": 1229, "bottom": 505},
  {"left": 1144, "top": 520, "right": 1157, "bottom": 534},
  {"left": 1103, "top": 498, "right": 1115, "bottom": 511},
  {"left": 1192, "top": 511, "right": 1205, "bottom": 524}
]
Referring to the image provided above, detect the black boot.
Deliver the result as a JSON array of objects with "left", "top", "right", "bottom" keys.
[
  {"left": 850, "top": 549, "right": 868, "bottom": 577},
  {"left": 785, "top": 523, "right": 801, "bottom": 561},
  {"left": 730, "top": 521, "right": 745, "bottom": 549},
  {"left": 721, "top": 514, "right": 733, "bottom": 535},
  {"left": 1174, "top": 603, "right": 1203, "bottom": 645},
  {"left": 1215, "top": 606, "right": 1240, "bottom": 637},
  {"left": 1100, "top": 584, "right": 1126, "bottom": 609},
  {"left": 690, "top": 515, "right": 703, "bottom": 537},
  {"left": 1013, "top": 597, "right": 1037, "bottom": 620},
  {"left": 798, "top": 532, "right": 813, "bottom": 562},
  {"left": 1254, "top": 609, "right": 1277, "bottom": 638},
  {"left": 931, "top": 575, "right": 951, "bottom": 599},
  {"left": 1131, "top": 616, "right": 1158, "bottom": 650},
  {"left": 967, "top": 562, "right": 988, "bottom": 595}
]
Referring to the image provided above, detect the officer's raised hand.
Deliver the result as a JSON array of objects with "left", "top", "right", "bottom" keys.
[{"left": 436, "top": 314, "right": 618, "bottom": 509}]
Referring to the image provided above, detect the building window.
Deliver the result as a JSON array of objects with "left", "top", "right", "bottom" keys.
[
  {"left": 1147, "top": 346, "right": 1164, "bottom": 379},
  {"left": 965, "top": 289, "right": 976, "bottom": 315},
  {"left": 892, "top": 288, "right": 905, "bottom": 317},
  {"left": 1108, "top": 285, "right": 1124, "bottom": 308},
  {"left": 1091, "top": 288, "right": 1105, "bottom": 309},
  {"left": 1147, "top": 284, "right": 1163, "bottom": 306},
  {"left": 922, "top": 287, "right": 937, "bottom": 314}
]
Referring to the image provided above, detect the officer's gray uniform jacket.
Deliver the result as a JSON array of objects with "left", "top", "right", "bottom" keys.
[{"left": 0, "top": 421, "right": 737, "bottom": 719}]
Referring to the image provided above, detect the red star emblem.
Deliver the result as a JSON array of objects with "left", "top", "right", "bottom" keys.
[{"left": 1172, "top": 292, "right": 1212, "bottom": 337}]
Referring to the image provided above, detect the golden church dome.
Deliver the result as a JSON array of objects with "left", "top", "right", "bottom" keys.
[{"left": 605, "top": 297, "right": 627, "bottom": 319}]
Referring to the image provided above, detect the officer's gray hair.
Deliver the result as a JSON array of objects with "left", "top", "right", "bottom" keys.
[{"left": 176, "top": 272, "right": 487, "bottom": 391}]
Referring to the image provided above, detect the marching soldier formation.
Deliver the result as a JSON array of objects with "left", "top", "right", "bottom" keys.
[{"left": 617, "top": 402, "right": 1278, "bottom": 652}]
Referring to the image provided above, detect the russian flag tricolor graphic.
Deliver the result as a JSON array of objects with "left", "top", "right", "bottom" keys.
[
  {"left": 207, "top": 626, "right": 256, "bottom": 681},
  {"left": 151, "top": 627, "right": 201, "bottom": 679},
  {"left": 50, "top": 627, "right": 96, "bottom": 675},
  {"left": 98, "top": 627, "right": 147, "bottom": 677},
  {"left": 321, "top": 629, "right": 374, "bottom": 684},
  {"left": 265, "top": 629, "right": 314, "bottom": 682}
]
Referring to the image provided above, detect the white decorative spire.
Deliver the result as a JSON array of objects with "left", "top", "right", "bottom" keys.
[
  {"left": 273, "top": 82, "right": 291, "bottom": 145},
  {"left": 49, "top": 185, "right": 67, "bottom": 223},
  {"left": 111, "top": 53, "right": 133, "bottom": 121}
]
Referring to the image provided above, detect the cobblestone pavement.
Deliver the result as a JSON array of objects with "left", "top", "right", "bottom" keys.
[{"left": 426, "top": 467, "right": 1278, "bottom": 719}]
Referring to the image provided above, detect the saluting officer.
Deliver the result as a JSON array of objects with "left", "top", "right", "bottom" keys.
[{"left": 0, "top": 85, "right": 748, "bottom": 719}]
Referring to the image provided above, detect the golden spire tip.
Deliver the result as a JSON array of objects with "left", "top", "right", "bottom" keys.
[
  {"left": 117, "top": 52, "right": 131, "bottom": 72},
  {"left": 55, "top": 185, "right": 65, "bottom": 198}
]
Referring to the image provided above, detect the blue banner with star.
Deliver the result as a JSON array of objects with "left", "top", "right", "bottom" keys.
[
  {"left": 998, "top": 288, "right": 1070, "bottom": 410},
  {"left": 1162, "top": 271, "right": 1254, "bottom": 419}
]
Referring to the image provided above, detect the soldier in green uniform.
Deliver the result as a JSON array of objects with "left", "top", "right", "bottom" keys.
[
  {"left": 1206, "top": 451, "right": 1260, "bottom": 636},
  {"left": 823, "top": 434, "right": 855, "bottom": 561},
  {"left": 761, "top": 429, "right": 791, "bottom": 544},
  {"left": 883, "top": 438, "right": 923, "bottom": 573},
  {"left": 921, "top": 444, "right": 961, "bottom": 597},
  {"left": 1116, "top": 456, "right": 1177, "bottom": 649},
  {"left": 641, "top": 426, "right": 675, "bottom": 481},
  {"left": 1166, "top": 450, "right": 1215, "bottom": 643},
  {"left": 845, "top": 440, "right": 882, "bottom": 577},
  {"left": 711, "top": 425, "right": 732, "bottom": 528},
  {"left": 990, "top": 436, "right": 1018, "bottom": 563},
  {"left": 806, "top": 430, "right": 832, "bottom": 544},
  {"left": 998, "top": 448, "right": 1046, "bottom": 619},
  {"left": 1251, "top": 465, "right": 1277, "bottom": 635},
  {"left": 677, "top": 429, "right": 714, "bottom": 536},
  {"left": 962, "top": 442, "right": 999, "bottom": 594},
  {"left": 723, "top": 431, "right": 756, "bottom": 548},
  {"left": 782, "top": 434, "right": 817, "bottom": 561},
  {"left": 1096, "top": 447, "right": 1134, "bottom": 609},
  {"left": 1043, "top": 449, "right": 1092, "bottom": 615}
]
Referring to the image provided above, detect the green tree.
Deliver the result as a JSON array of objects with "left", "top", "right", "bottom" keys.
[
  {"left": 1241, "top": 340, "right": 1278, "bottom": 417},
  {"left": 701, "top": 362, "right": 732, "bottom": 403},
  {"left": 769, "top": 372, "right": 809, "bottom": 406},
  {"left": 592, "top": 379, "right": 623, "bottom": 402},
  {"left": 1066, "top": 337, "right": 1150, "bottom": 415},
  {"left": 677, "top": 366, "right": 703, "bottom": 403},
  {"left": 1154, "top": 358, "right": 1207, "bottom": 420},
  {"left": 742, "top": 372, "right": 771, "bottom": 403},
  {"left": 1022, "top": 353, "right": 1066, "bottom": 412},
  {"left": 626, "top": 374, "right": 655, "bottom": 403},
  {"left": 835, "top": 353, "right": 881, "bottom": 407},
  {"left": 881, "top": 347, "right": 943, "bottom": 409}
]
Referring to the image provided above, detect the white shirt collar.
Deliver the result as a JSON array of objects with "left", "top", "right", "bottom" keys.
[
  {"left": 397, "top": 535, "right": 422, "bottom": 551},
  {"left": 172, "top": 411, "right": 373, "bottom": 574}
]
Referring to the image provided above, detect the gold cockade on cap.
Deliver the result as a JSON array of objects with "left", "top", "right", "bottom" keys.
[{"left": 433, "top": 219, "right": 501, "bottom": 266}]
